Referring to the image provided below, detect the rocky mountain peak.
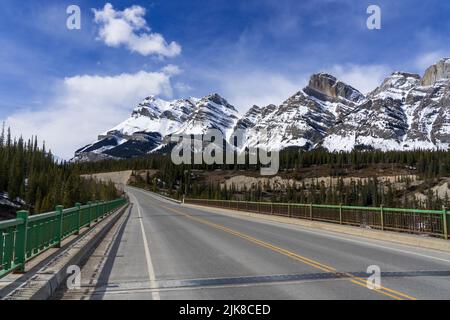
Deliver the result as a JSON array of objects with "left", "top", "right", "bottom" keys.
[
  {"left": 369, "top": 71, "right": 421, "bottom": 99},
  {"left": 199, "top": 93, "right": 239, "bottom": 112},
  {"left": 131, "top": 96, "right": 168, "bottom": 119},
  {"left": 305, "top": 73, "right": 364, "bottom": 103},
  {"left": 234, "top": 105, "right": 262, "bottom": 130},
  {"left": 421, "top": 58, "right": 450, "bottom": 86}
]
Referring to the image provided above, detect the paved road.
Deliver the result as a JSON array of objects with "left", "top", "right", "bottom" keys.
[{"left": 58, "top": 187, "right": 450, "bottom": 300}]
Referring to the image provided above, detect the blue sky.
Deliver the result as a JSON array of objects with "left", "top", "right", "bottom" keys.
[{"left": 1, "top": 0, "right": 449, "bottom": 158}]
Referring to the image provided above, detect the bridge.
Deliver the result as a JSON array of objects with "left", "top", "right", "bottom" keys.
[{"left": 2, "top": 187, "right": 450, "bottom": 300}]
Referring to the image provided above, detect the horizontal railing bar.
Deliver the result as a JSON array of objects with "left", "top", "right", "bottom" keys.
[
  {"left": 0, "top": 218, "right": 23, "bottom": 229},
  {"left": 28, "top": 211, "right": 59, "bottom": 222},
  {"left": 341, "top": 205, "right": 380, "bottom": 211},
  {"left": 383, "top": 207, "right": 443, "bottom": 214},
  {"left": 185, "top": 198, "right": 446, "bottom": 215}
]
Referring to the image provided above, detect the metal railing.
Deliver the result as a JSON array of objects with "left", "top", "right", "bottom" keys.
[
  {"left": 184, "top": 198, "right": 449, "bottom": 239},
  {"left": 0, "top": 198, "right": 127, "bottom": 279}
]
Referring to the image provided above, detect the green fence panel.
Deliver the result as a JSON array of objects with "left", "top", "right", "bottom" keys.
[{"left": 0, "top": 197, "right": 126, "bottom": 279}]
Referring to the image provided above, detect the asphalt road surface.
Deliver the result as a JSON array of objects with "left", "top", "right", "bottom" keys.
[{"left": 57, "top": 186, "right": 450, "bottom": 300}]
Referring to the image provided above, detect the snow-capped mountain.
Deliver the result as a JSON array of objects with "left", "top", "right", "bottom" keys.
[
  {"left": 235, "top": 73, "right": 365, "bottom": 151},
  {"left": 107, "top": 96, "right": 197, "bottom": 138},
  {"left": 322, "top": 58, "right": 450, "bottom": 151},
  {"left": 73, "top": 58, "right": 450, "bottom": 161},
  {"left": 173, "top": 93, "right": 240, "bottom": 139},
  {"left": 73, "top": 94, "right": 240, "bottom": 161}
]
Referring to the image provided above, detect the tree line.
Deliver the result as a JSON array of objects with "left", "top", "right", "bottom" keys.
[
  {"left": 72, "top": 147, "right": 450, "bottom": 210},
  {"left": 0, "top": 125, "right": 121, "bottom": 215},
  {"left": 74, "top": 148, "right": 450, "bottom": 178}
]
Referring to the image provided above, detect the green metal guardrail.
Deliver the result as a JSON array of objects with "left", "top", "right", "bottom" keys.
[
  {"left": 0, "top": 198, "right": 127, "bottom": 279},
  {"left": 184, "top": 198, "right": 449, "bottom": 240}
]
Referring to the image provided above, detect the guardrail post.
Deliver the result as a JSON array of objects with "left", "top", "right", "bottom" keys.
[
  {"left": 380, "top": 205, "right": 385, "bottom": 231},
  {"left": 271, "top": 202, "right": 273, "bottom": 215},
  {"left": 15, "top": 210, "right": 29, "bottom": 273},
  {"left": 288, "top": 202, "right": 291, "bottom": 218},
  {"left": 339, "top": 203, "right": 343, "bottom": 224},
  {"left": 94, "top": 201, "right": 99, "bottom": 222},
  {"left": 309, "top": 204, "right": 313, "bottom": 220},
  {"left": 443, "top": 206, "right": 448, "bottom": 240},
  {"left": 55, "top": 205, "right": 64, "bottom": 248},
  {"left": 87, "top": 201, "right": 92, "bottom": 227},
  {"left": 75, "top": 203, "right": 81, "bottom": 235}
]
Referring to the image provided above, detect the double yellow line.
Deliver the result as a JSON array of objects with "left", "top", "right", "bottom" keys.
[{"left": 162, "top": 204, "right": 416, "bottom": 300}]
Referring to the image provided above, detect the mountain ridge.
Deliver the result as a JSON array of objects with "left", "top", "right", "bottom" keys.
[{"left": 73, "top": 58, "right": 450, "bottom": 162}]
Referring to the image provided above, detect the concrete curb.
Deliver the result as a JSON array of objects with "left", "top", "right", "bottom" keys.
[
  {"left": 184, "top": 203, "right": 450, "bottom": 253},
  {"left": 1, "top": 204, "right": 129, "bottom": 300}
]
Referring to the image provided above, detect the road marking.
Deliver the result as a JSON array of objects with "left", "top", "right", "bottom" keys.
[
  {"left": 134, "top": 187, "right": 450, "bottom": 264},
  {"left": 131, "top": 194, "right": 160, "bottom": 300},
  {"left": 160, "top": 204, "right": 416, "bottom": 300},
  {"left": 201, "top": 206, "right": 450, "bottom": 264}
]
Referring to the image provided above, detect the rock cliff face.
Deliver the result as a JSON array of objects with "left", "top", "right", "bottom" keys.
[
  {"left": 73, "top": 58, "right": 450, "bottom": 161},
  {"left": 306, "top": 73, "right": 365, "bottom": 104},
  {"left": 421, "top": 58, "right": 450, "bottom": 86}
]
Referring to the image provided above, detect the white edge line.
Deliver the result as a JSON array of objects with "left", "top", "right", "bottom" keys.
[{"left": 131, "top": 193, "right": 160, "bottom": 300}]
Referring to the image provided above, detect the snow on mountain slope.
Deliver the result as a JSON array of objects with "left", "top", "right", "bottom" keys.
[
  {"left": 107, "top": 96, "right": 196, "bottom": 137},
  {"left": 233, "top": 105, "right": 262, "bottom": 130},
  {"left": 173, "top": 93, "right": 240, "bottom": 140}
]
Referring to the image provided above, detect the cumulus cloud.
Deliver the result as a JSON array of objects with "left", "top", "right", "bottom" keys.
[
  {"left": 4, "top": 70, "right": 176, "bottom": 160},
  {"left": 93, "top": 3, "right": 181, "bottom": 57},
  {"left": 329, "top": 64, "right": 391, "bottom": 94}
]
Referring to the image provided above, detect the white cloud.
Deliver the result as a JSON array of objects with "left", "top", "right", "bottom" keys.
[
  {"left": 161, "top": 64, "right": 182, "bottom": 76},
  {"left": 93, "top": 3, "right": 181, "bottom": 57},
  {"left": 4, "top": 71, "right": 175, "bottom": 160},
  {"left": 174, "top": 82, "right": 192, "bottom": 94},
  {"left": 414, "top": 51, "right": 445, "bottom": 72},
  {"left": 329, "top": 64, "right": 391, "bottom": 94},
  {"left": 211, "top": 70, "right": 307, "bottom": 111}
]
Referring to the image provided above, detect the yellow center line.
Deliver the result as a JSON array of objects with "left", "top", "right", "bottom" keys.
[{"left": 161, "top": 204, "right": 417, "bottom": 300}]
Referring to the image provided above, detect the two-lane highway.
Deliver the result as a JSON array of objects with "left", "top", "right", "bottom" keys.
[{"left": 57, "top": 187, "right": 450, "bottom": 300}]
